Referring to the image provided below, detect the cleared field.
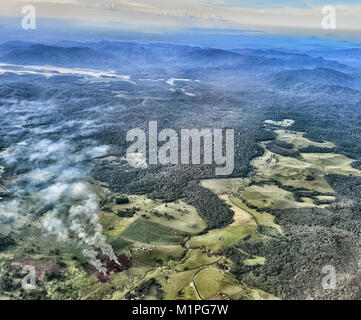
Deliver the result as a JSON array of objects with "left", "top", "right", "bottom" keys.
[
  {"left": 200, "top": 178, "right": 245, "bottom": 195},
  {"left": 157, "top": 270, "right": 197, "bottom": 300},
  {"left": 229, "top": 196, "right": 282, "bottom": 234},
  {"left": 187, "top": 224, "right": 257, "bottom": 253},
  {"left": 244, "top": 256, "right": 266, "bottom": 266},
  {"left": 251, "top": 146, "right": 335, "bottom": 193},
  {"left": 275, "top": 129, "right": 335, "bottom": 149},
  {"left": 98, "top": 194, "right": 164, "bottom": 239},
  {"left": 108, "top": 237, "right": 133, "bottom": 254},
  {"left": 264, "top": 119, "right": 294, "bottom": 127},
  {"left": 120, "top": 218, "right": 186, "bottom": 246},
  {"left": 92, "top": 184, "right": 163, "bottom": 217},
  {"left": 175, "top": 249, "right": 219, "bottom": 272},
  {"left": 301, "top": 152, "right": 361, "bottom": 176},
  {"left": 316, "top": 195, "right": 336, "bottom": 201},
  {"left": 218, "top": 194, "right": 256, "bottom": 227},
  {"left": 249, "top": 128, "right": 361, "bottom": 195},
  {"left": 178, "top": 283, "right": 199, "bottom": 300},
  {"left": 132, "top": 245, "right": 186, "bottom": 267},
  {"left": 240, "top": 184, "right": 318, "bottom": 210},
  {"left": 245, "top": 288, "right": 280, "bottom": 300},
  {"left": 100, "top": 211, "right": 138, "bottom": 237},
  {"left": 141, "top": 200, "right": 206, "bottom": 234},
  {"left": 109, "top": 265, "right": 160, "bottom": 299},
  {"left": 251, "top": 144, "right": 336, "bottom": 193},
  {"left": 99, "top": 193, "right": 206, "bottom": 235},
  {"left": 194, "top": 268, "right": 244, "bottom": 300},
  {"left": 106, "top": 194, "right": 161, "bottom": 213}
]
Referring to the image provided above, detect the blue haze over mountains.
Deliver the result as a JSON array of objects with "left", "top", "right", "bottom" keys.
[{"left": 1, "top": 32, "right": 361, "bottom": 92}]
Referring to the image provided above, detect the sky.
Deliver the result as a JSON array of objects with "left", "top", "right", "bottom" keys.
[{"left": 1, "top": 0, "right": 361, "bottom": 41}]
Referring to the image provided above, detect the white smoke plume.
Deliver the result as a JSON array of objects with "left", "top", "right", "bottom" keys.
[
  {"left": 35, "top": 143, "right": 121, "bottom": 272},
  {"left": 0, "top": 104, "right": 119, "bottom": 273},
  {"left": 82, "top": 249, "right": 108, "bottom": 276}
]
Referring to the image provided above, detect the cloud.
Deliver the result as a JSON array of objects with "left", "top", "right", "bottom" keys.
[
  {"left": 1, "top": 0, "right": 361, "bottom": 37},
  {"left": 0, "top": 97, "right": 119, "bottom": 275}
]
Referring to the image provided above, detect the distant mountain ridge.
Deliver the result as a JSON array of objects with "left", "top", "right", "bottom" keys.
[
  {"left": 308, "top": 48, "right": 361, "bottom": 68},
  {"left": 1, "top": 40, "right": 361, "bottom": 93},
  {"left": 0, "top": 42, "right": 108, "bottom": 68},
  {"left": 271, "top": 68, "right": 361, "bottom": 90},
  {"left": 0, "top": 40, "right": 357, "bottom": 72}
]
